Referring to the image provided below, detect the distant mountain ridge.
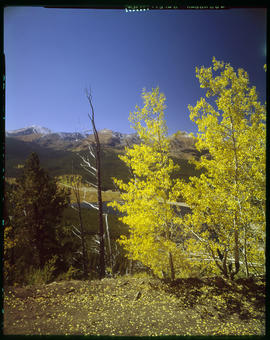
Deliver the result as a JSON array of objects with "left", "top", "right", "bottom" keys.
[
  {"left": 6, "top": 125, "right": 52, "bottom": 137},
  {"left": 6, "top": 125, "right": 199, "bottom": 159},
  {"left": 6, "top": 126, "right": 141, "bottom": 151},
  {"left": 6, "top": 125, "right": 136, "bottom": 138},
  {"left": 6, "top": 125, "right": 86, "bottom": 139},
  {"left": 5, "top": 125, "right": 203, "bottom": 187}
]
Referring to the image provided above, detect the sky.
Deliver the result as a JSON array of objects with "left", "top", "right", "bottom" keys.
[{"left": 4, "top": 7, "right": 267, "bottom": 135}]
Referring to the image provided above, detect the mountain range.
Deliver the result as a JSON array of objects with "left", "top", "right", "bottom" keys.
[
  {"left": 6, "top": 125, "right": 141, "bottom": 150},
  {"left": 5, "top": 125, "right": 203, "bottom": 189}
]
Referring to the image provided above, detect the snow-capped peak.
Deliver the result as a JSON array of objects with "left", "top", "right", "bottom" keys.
[
  {"left": 6, "top": 125, "right": 52, "bottom": 137},
  {"left": 29, "top": 125, "right": 52, "bottom": 135}
]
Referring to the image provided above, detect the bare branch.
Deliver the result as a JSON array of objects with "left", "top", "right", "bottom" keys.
[
  {"left": 88, "top": 144, "right": 96, "bottom": 159},
  {"left": 86, "top": 88, "right": 95, "bottom": 123},
  {"left": 180, "top": 222, "right": 207, "bottom": 243},
  {"left": 79, "top": 155, "right": 97, "bottom": 173},
  {"left": 80, "top": 165, "right": 97, "bottom": 178},
  {"left": 72, "top": 229, "right": 82, "bottom": 239},
  {"left": 85, "top": 180, "right": 98, "bottom": 189},
  {"left": 82, "top": 200, "right": 99, "bottom": 210},
  {"left": 72, "top": 225, "right": 81, "bottom": 234}
]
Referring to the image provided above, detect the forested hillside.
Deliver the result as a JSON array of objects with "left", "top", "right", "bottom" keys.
[{"left": 5, "top": 129, "right": 203, "bottom": 189}]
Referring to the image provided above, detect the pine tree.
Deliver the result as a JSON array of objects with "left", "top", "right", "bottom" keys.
[
  {"left": 13, "top": 152, "right": 70, "bottom": 269},
  {"left": 3, "top": 181, "right": 18, "bottom": 283}
]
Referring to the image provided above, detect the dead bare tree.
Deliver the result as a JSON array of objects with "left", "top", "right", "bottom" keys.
[{"left": 82, "top": 89, "right": 105, "bottom": 279}]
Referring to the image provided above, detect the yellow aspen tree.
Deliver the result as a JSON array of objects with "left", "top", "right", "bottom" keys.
[
  {"left": 109, "top": 88, "right": 188, "bottom": 280},
  {"left": 176, "top": 58, "right": 266, "bottom": 279}
]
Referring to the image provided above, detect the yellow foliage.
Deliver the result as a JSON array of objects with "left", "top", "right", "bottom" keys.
[
  {"left": 3, "top": 224, "right": 18, "bottom": 282},
  {"left": 177, "top": 57, "right": 266, "bottom": 278},
  {"left": 109, "top": 88, "right": 187, "bottom": 279},
  {"left": 4, "top": 225, "right": 17, "bottom": 254}
]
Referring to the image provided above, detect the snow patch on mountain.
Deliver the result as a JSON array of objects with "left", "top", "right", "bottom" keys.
[
  {"left": 31, "top": 125, "right": 52, "bottom": 135},
  {"left": 56, "top": 132, "right": 86, "bottom": 141},
  {"left": 6, "top": 125, "right": 52, "bottom": 136}
]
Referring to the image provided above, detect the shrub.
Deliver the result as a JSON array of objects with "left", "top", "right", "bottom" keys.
[
  {"left": 56, "top": 265, "right": 80, "bottom": 281},
  {"left": 25, "top": 255, "right": 58, "bottom": 285}
]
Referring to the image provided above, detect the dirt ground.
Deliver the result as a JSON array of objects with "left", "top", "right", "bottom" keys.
[{"left": 3, "top": 275, "right": 265, "bottom": 336}]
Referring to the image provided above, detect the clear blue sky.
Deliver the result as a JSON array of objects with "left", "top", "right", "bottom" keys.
[{"left": 4, "top": 7, "right": 266, "bottom": 135}]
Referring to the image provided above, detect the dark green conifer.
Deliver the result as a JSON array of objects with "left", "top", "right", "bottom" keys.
[{"left": 13, "top": 152, "right": 70, "bottom": 268}]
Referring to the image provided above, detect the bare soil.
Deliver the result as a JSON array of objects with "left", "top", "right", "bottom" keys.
[{"left": 3, "top": 275, "right": 265, "bottom": 336}]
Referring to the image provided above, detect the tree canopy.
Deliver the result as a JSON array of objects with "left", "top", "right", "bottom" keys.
[
  {"left": 7, "top": 152, "right": 70, "bottom": 273},
  {"left": 176, "top": 58, "right": 266, "bottom": 279},
  {"left": 109, "top": 88, "right": 189, "bottom": 280}
]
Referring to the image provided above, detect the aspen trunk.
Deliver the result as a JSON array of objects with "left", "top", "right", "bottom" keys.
[
  {"left": 104, "top": 213, "right": 112, "bottom": 272},
  {"left": 77, "top": 200, "right": 88, "bottom": 279},
  {"left": 233, "top": 228, "right": 240, "bottom": 278},
  {"left": 169, "top": 252, "right": 175, "bottom": 281},
  {"left": 243, "top": 225, "right": 249, "bottom": 277}
]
